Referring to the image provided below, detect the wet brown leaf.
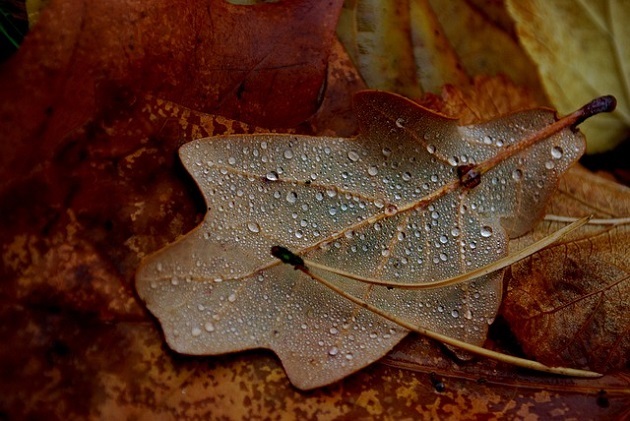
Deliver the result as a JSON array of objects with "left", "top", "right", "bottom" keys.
[{"left": 136, "top": 90, "right": 590, "bottom": 389}]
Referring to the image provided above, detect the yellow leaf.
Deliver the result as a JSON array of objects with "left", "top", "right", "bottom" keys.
[{"left": 507, "top": 0, "right": 630, "bottom": 153}]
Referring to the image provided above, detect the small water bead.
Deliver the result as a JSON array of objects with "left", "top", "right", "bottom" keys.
[
  {"left": 451, "top": 309, "right": 459, "bottom": 318},
  {"left": 345, "top": 353, "right": 354, "bottom": 360},
  {"left": 228, "top": 156, "right": 236, "bottom": 165},
  {"left": 266, "top": 171, "right": 279, "bottom": 181},
  {"left": 329, "top": 207, "right": 337, "bottom": 216},
  {"left": 382, "top": 147, "right": 392, "bottom": 157},
  {"left": 385, "top": 204, "right": 398, "bottom": 216},
  {"left": 469, "top": 241, "right": 477, "bottom": 250},
  {"left": 191, "top": 327, "right": 202, "bottom": 337},
  {"left": 204, "top": 322, "right": 215, "bottom": 332},
  {"left": 329, "top": 347, "right": 339, "bottom": 356},
  {"left": 286, "top": 191, "right": 297, "bottom": 204},
  {"left": 480, "top": 226, "right": 493, "bottom": 237},
  {"left": 295, "top": 230, "right": 303, "bottom": 239},
  {"left": 315, "top": 192, "right": 324, "bottom": 201},
  {"left": 329, "top": 327, "right": 339, "bottom": 335},
  {"left": 368, "top": 165, "right": 379, "bottom": 176},
  {"left": 448, "top": 156, "right": 459, "bottom": 166},
  {"left": 426, "top": 144, "right": 436, "bottom": 154},
  {"left": 451, "top": 227, "right": 460, "bottom": 237},
  {"left": 439, "top": 235, "right": 448, "bottom": 244},
  {"left": 545, "top": 161, "right": 555, "bottom": 169},
  {"left": 397, "top": 231, "right": 406, "bottom": 241},
  {"left": 437, "top": 305, "right": 445, "bottom": 313},
  {"left": 228, "top": 293, "right": 237, "bottom": 302},
  {"left": 402, "top": 172, "right": 412, "bottom": 181},
  {"left": 247, "top": 222, "right": 261, "bottom": 233},
  {"left": 483, "top": 135, "right": 493, "bottom": 145},
  {"left": 348, "top": 150, "right": 360, "bottom": 162},
  {"left": 439, "top": 252, "right": 447, "bottom": 261},
  {"left": 551, "top": 146, "right": 563, "bottom": 159},
  {"left": 512, "top": 169, "right": 523, "bottom": 181},
  {"left": 395, "top": 118, "right": 405, "bottom": 128},
  {"left": 283, "top": 149, "right": 294, "bottom": 159}
]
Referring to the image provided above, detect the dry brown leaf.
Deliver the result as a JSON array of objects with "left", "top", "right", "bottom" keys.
[{"left": 504, "top": 165, "right": 630, "bottom": 372}]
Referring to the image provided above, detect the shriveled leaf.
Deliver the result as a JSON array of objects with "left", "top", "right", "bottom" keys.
[
  {"left": 504, "top": 165, "right": 630, "bottom": 372},
  {"left": 136, "top": 91, "right": 587, "bottom": 389},
  {"left": 428, "top": 0, "right": 542, "bottom": 94},
  {"left": 507, "top": 0, "right": 630, "bottom": 152},
  {"left": 337, "top": 0, "right": 468, "bottom": 95}
]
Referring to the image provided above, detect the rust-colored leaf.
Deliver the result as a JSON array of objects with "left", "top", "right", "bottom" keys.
[{"left": 504, "top": 165, "right": 630, "bottom": 373}]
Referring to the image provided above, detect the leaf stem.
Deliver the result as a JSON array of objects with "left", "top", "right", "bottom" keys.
[
  {"left": 295, "top": 217, "right": 590, "bottom": 290},
  {"left": 298, "top": 265, "right": 602, "bottom": 378}
]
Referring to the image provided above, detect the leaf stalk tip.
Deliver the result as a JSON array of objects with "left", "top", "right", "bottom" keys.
[{"left": 574, "top": 95, "right": 617, "bottom": 127}]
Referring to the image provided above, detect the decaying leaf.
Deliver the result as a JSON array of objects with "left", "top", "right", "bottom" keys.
[
  {"left": 504, "top": 165, "right": 630, "bottom": 372},
  {"left": 507, "top": 0, "right": 630, "bottom": 153},
  {"left": 135, "top": 90, "right": 596, "bottom": 389}
]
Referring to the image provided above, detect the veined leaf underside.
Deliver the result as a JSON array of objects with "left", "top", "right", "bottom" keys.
[{"left": 136, "top": 92, "right": 585, "bottom": 389}]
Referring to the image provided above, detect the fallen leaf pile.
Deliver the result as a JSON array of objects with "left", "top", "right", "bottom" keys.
[{"left": 1, "top": 0, "right": 628, "bottom": 418}]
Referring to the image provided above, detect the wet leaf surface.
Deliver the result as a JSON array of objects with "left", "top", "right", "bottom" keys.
[{"left": 136, "top": 90, "right": 587, "bottom": 389}]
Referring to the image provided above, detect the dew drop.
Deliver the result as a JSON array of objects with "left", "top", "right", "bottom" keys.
[
  {"left": 191, "top": 327, "right": 202, "bottom": 337},
  {"left": 483, "top": 135, "right": 493, "bottom": 145},
  {"left": 551, "top": 146, "right": 563, "bottom": 159},
  {"left": 283, "top": 149, "right": 294, "bottom": 159},
  {"left": 247, "top": 222, "right": 261, "bottom": 233},
  {"left": 545, "top": 160, "right": 555, "bottom": 169},
  {"left": 512, "top": 169, "right": 523, "bottom": 181},
  {"left": 345, "top": 353, "right": 354, "bottom": 360},
  {"left": 295, "top": 230, "right": 303, "bottom": 239},
  {"left": 397, "top": 231, "right": 406, "bottom": 241},
  {"left": 437, "top": 305, "right": 445, "bottom": 313},
  {"left": 426, "top": 144, "right": 436, "bottom": 154},
  {"left": 204, "top": 322, "right": 215, "bottom": 332},
  {"left": 301, "top": 324, "right": 307, "bottom": 330},
  {"left": 402, "top": 172, "right": 412, "bottom": 181},
  {"left": 228, "top": 157, "right": 236, "bottom": 165},
  {"left": 385, "top": 204, "right": 398, "bottom": 216},
  {"left": 329, "top": 207, "right": 337, "bottom": 216},
  {"left": 382, "top": 147, "right": 392, "bottom": 157},
  {"left": 395, "top": 118, "right": 405, "bottom": 128},
  {"left": 286, "top": 191, "right": 297, "bottom": 204},
  {"left": 228, "top": 293, "right": 236, "bottom": 302},
  {"left": 451, "top": 309, "right": 459, "bottom": 318},
  {"left": 348, "top": 150, "right": 360, "bottom": 162},
  {"left": 266, "top": 171, "right": 279, "bottom": 181},
  {"left": 329, "top": 327, "right": 339, "bottom": 335},
  {"left": 480, "top": 226, "right": 493, "bottom": 237},
  {"left": 328, "top": 347, "right": 339, "bottom": 356},
  {"left": 368, "top": 165, "right": 379, "bottom": 176}
]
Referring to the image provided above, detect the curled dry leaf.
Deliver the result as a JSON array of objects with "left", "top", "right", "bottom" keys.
[
  {"left": 507, "top": 0, "right": 630, "bottom": 153},
  {"left": 504, "top": 165, "right": 630, "bottom": 372},
  {"left": 136, "top": 90, "right": 588, "bottom": 389}
]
